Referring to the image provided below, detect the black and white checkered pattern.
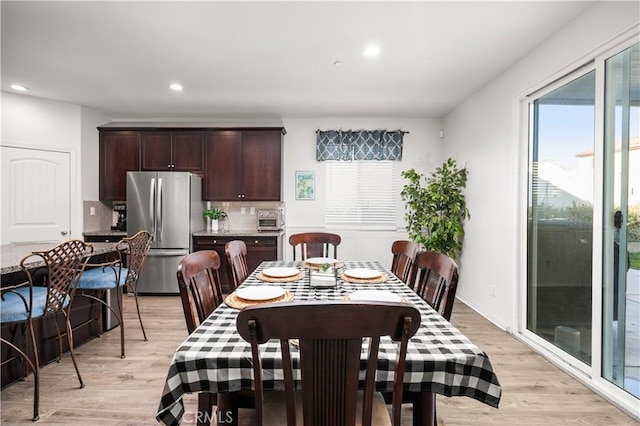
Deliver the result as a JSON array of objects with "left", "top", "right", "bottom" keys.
[{"left": 157, "top": 261, "right": 502, "bottom": 425}]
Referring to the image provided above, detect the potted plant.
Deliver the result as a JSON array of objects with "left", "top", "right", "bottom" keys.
[
  {"left": 400, "top": 158, "right": 469, "bottom": 261},
  {"left": 203, "top": 207, "right": 228, "bottom": 232}
]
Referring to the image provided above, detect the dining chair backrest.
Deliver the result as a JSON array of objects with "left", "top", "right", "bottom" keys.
[
  {"left": 116, "top": 230, "right": 152, "bottom": 293},
  {"left": 177, "top": 250, "right": 224, "bottom": 334},
  {"left": 390, "top": 240, "right": 420, "bottom": 288},
  {"left": 414, "top": 251, "right": 459, "bottom": 321},
  {"left": 27, "top": 240, "right": 93, "bottom": 316},
  {"left": 237, "top": 301, "right": 421, "bottom": 426},
  {"left": 224, "top": 240, "right": 249, "bottom": 290},
  {"left": 288, "top": 232, "right": 341, "bottom": 261}
]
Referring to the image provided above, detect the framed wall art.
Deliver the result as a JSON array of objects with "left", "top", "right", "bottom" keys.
[{"left": 295, "top": 171, "right": 315, "bottom": 200}]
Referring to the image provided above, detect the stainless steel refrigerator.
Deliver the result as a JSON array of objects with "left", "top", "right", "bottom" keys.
[{"left": 127, "top": 172, "right": 203, "bottom": 294}]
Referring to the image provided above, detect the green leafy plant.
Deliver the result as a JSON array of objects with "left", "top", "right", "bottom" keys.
[
  {"left": 400, "top": 158, "right": 470, "bottom": 261},
  {"left": 203, "top": 208, "right": 227, "bottom": 220}
]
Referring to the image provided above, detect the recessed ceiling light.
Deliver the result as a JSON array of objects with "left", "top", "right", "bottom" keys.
[
  {"left": 10, "top": 84, "right": 29, "bottom": 92},
  {"left": 363, "top": 45, "right": 380, "bottom": 57},
  {"left": 169, "top": 83, "right": 183, "bottom": 91}
]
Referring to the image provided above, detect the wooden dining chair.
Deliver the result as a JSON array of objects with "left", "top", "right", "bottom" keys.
[
  {"left": 74, "top": 230, "right": 152, "bottom": 358},
  {"left": 390, "top": 240, "right": 420, "bottom": 288},
  {"left": 176, "top": 250, "right": 224, "bottom": 334},
  {"left": 414, "top": 251, "right": 459, "bottom": 321},
  {"left": 177, "top": 249, "right": 254, "bottom": 425},
  {"left": 237, "top": 301, "right": 421, "bottom": 426},
  {"left": 288, "top": 232, "right": 341, "bottom": 260},
  {"left": 225, "top": 240, "right": 249, "bottom": 290}
]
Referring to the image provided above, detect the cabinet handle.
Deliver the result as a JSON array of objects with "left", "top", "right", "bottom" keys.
[
  {"left": 237, "top": 194, "right": 242, "bottom": 198},
  {"left": 213, "top": 240, "right": 217, "bottom": 244},
  {"left": 255, "top": 240, "right": 259, "bottom": 244},
  {"left": 167, "top": 164, "right": 171, "bottom": 168}
]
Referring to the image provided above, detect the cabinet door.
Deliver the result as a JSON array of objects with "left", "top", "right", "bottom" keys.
[
  {"left": 172, "top": 132, "right": 204, "bottom": 172},
  {"left": 242, "top": 131, "right": 282, "bottom": 201},
  {"left": 245, "top": 237, "right": 278, "bottom": 271},
  {"left": 141, "top": 132, "right": 172, "bottom": 170},
  {"left": 99, "top": 131, "right": 140, "bottom": 201},
  {"left": 203, "top": 131, "right": 243, "bottom": 200}
]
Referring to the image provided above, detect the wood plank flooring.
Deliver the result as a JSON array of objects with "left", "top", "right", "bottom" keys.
[{"left": 1, "top": 296, "right": 637, "bottom": 425}]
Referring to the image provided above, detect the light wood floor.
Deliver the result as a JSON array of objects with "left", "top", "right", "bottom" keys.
[{"left": 1, "top": 296, "right": 637, "bottom": 425}]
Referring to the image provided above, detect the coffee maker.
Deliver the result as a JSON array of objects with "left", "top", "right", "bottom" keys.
[{"left": 112, "top": 204, "right": 127, "bottom": 231}]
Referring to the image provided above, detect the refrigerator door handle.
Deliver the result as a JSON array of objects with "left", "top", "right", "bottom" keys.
[
  {"left": 150, "top": 177, "right": 157, "bottom": 238},
  {"left": 157, "top": 177, "right": 163, "bottom": 243}
]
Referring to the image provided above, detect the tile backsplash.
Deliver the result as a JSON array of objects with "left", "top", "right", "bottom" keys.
[
  {"left": 208, "top": 201, "right": 284, "bottom": 231},
  {"left": 83, "top": 201, "right": 114, "bottom": 232}
]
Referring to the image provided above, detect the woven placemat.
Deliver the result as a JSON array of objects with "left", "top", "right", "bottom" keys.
[
  {"left": 256, "top": 271, "right": 305, "bottom": 283},
  {"left": 340, "top": 272, "right": 389, "bottom": 284},
  {"left": 225, "top": 290, "right": 295, "bottom": 310}
]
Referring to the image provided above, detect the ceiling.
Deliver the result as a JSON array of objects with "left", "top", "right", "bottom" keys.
[{"left": 1, "top": 1, "right": 596, "bottom": 120}]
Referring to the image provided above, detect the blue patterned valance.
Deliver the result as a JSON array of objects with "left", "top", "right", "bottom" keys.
[{"left": 316, "top": 129, "right": 405, "bottom": 161}]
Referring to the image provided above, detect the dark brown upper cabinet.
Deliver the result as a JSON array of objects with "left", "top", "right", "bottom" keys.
[
  {"left": 204, "top": 130, "right": 282, "bottom": 201},
  {"left": 99, "top": 131, "right": 140, "bottom": 202},
  {"left": 141, "top": 131, "right": 203, "bottom": 172}
]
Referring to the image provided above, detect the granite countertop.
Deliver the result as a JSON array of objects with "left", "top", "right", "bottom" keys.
[
  {"left": 83, "top": 230, "right": 127, "bottom": 237},
  {"left": 1, "top": 241, "right": 117, "bottom": 275},
  {"left": 192, "top": 229, "right": 285, "bottom": 237}
]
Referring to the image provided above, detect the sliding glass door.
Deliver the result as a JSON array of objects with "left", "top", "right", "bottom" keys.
[
  {"left": 527, "top": 70, "right": 596, "bottom": 365},
  {"left": 602, "top": 43, "right": 639, "bottom": 398}
]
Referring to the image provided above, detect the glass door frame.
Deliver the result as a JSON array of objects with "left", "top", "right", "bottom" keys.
[
  {"left": 516, "top": 33, "right": 640, "bottom": 418},
  {"left": 518, "top": 62, "right": 597, "bottom": 379}
]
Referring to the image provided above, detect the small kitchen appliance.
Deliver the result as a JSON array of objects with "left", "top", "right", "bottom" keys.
[
  {"left": 112, "top": 204, "right": 127, "bottom": 231},
  {"left": 257, "top": 209, "right": 283, "bottom": 231}
]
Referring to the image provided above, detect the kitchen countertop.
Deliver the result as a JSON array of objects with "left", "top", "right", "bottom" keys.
[
  {"left": 192, "top": 229, "right": 285, "bottom": 237},
  {"left": 1, "top": 241, "right": 117, "bottom": 275},
  {"left": 83, "top": 230, "right": 127, "bottom": 237}
]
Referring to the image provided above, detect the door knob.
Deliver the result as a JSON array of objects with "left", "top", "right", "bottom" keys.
[{"left": 61, "top": 230, "right": 68, "bottom": 236}]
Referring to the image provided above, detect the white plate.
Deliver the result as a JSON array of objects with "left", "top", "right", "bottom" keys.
[
  {"left": 349, "top": 290, "right": 401, "bottom": 303},
  {"left": 305, "top": 257, "right": 338, "bottom": 266},
  {"left": 235, "top": 286, "right": 285, "bottom": 301},
  {"left": 262, "top": 267, "right": 299, "bottom": 278},
  {"left": 343, "top": 268, "right": 382, "bottom": 280}
]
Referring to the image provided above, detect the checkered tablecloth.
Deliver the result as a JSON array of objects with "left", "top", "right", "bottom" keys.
[{"left": 157, "top": 261, "right": 502, "bottom": 425}]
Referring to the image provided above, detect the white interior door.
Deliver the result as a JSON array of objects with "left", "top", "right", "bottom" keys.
[{"left": 1, "top": 146, "right": 71, "bottom": 244}]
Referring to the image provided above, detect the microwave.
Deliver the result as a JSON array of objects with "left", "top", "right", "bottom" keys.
[{"left": 257, "top": 210, "right": 283, "bottom": 231}]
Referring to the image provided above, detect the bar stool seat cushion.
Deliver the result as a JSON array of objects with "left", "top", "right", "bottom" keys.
[
  {"left": 0, "top": 287, "right": 61, "bottom": 322},
  {"left": 76, "top": 267, "right": 128, "bottom": 290}
]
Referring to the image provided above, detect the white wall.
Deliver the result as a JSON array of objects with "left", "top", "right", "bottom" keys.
[
  {"left": 281, "top": 117, "right": 443, "bottom": 263},
  {"left": 1, "top": 92, "right": 110, "bottom": 239},
  {"left": 442, "top": 1, "right": 640, "bottom": 330}
]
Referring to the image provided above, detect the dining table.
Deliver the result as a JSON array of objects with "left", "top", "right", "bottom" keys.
[{"left": 156, "top": 260, "right": 502, "bottom": 426}]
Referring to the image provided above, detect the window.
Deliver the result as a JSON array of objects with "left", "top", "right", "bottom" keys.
[{"left": 325, "top": 160, "right": 397, "bottom": 230}]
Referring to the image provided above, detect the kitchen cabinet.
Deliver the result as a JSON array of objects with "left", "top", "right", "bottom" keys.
[
  {"left": 99, "top": 131, "right": 140, "bottom": 202},
  {"left": 192, "top": 235, "right": 278, "bottom": 292},
  {"left": 203, "top": 130, "right": 282, "bottom": 201},
  {"left": 141, "top": 131, "right": 203, "bottom": 172}
]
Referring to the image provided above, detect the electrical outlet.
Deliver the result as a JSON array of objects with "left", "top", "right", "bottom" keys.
[
  {"left": 89, "top": 207, "right": 96, "bottom": 216},
  {"left": 240, "top": 207, "right": 246, "bottom": 215},
  {"left": 250, "top": 207, "right": 255, "bottom": 215}
]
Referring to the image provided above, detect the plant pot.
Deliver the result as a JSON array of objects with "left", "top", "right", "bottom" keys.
[{"left": 211, "top": 219, "right": 219, "bottom": 232}]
